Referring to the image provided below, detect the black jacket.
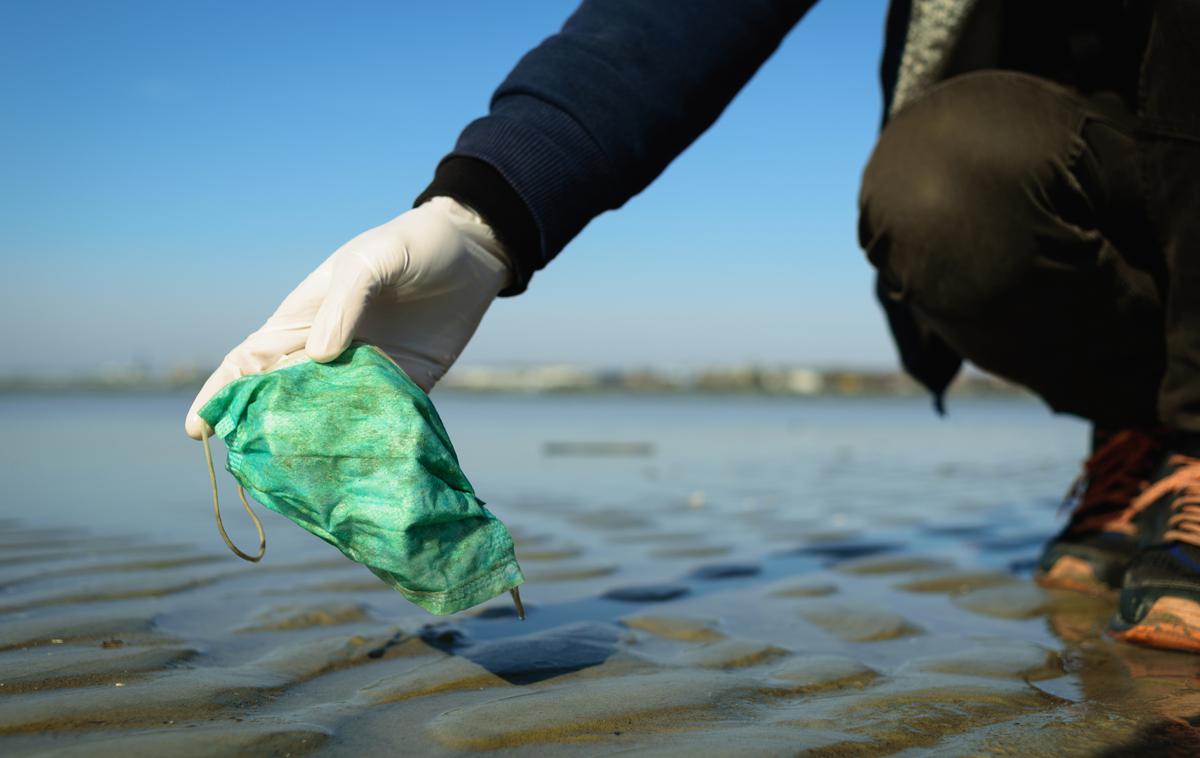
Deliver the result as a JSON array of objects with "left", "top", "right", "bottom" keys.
[{"left": 415, "top": 0, "right": 1160, "bottom": 407}]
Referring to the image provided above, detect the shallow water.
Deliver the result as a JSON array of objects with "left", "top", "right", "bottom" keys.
[{"left": 2, "top": 392, "right": 1199, "bottom": 755}]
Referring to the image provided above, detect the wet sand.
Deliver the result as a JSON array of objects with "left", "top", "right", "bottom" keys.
[{"left": 3, "top": 394, "right": 1200, "bottom": 755}]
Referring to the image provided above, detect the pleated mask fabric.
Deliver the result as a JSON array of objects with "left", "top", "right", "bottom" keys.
[{"left": 198, "top": 343, "right": 524, "bottom": 615}]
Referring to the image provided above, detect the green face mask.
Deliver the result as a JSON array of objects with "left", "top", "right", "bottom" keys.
[{"left": 197, "top": 343, "right": 524, "bottom": 617}]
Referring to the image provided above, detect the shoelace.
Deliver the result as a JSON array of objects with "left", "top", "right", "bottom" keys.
[
  {"left": 1112, "top": 454, "right": 1200, "bottom": 547},
  {"left": 1061, "top": 429, "right": 1164, "bottom": 534}
]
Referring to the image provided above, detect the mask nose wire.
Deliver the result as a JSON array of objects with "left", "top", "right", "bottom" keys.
[{"left": 202, "top": 427, "right": 267, "bottom": 562}]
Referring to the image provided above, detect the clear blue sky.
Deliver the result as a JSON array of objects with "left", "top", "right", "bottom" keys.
[{"left": 0, "top": 0, "right": 895, "bottom": 374}]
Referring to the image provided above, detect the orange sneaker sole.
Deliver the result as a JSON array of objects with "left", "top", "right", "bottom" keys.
[{"left": 1110, "top": 596, "right": 1200, "bottom": 654}]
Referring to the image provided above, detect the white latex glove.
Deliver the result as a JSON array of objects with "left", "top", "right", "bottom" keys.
[{"left": 184, "top": 196, "right": 511, "bottom": 439}]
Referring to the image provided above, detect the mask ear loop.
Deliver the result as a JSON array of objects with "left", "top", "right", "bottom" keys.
[
  {"left": 202, "top": 427, "right": 266, "bottom": 562},
  {"left": 509, "top": 588, "right": 525, "bottom": 620}
]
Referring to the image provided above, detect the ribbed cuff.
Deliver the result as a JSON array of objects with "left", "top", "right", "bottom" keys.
[{"left": 414, "top": 157, "right": 539, "bottom": 297}]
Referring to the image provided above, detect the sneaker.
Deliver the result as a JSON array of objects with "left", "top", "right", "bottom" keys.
[
  {"left": 1109, "top": 453, "right": 1200, "bottom": 653},
  {"left": 1035, "top": 428, "right": 1166, "bottom": 594}
]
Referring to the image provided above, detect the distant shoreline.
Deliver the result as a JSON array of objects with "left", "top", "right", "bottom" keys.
[{"left": 0, "top": 366, "right": 1030, "bottom": 399}]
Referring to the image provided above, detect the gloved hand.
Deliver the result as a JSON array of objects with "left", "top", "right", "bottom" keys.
[{"left": 184, "top": 196, "right": 511, "bottom": 439}]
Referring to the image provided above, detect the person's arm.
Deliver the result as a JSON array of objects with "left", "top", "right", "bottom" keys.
[
  {"left": 185, "top": 0, "right": 814, "bottom": 437},
  {"left": 416, "top": 0, "right": 817, "bottom": 294}
]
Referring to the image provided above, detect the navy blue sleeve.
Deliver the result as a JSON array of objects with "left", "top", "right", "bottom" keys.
[{"left": 415, "top": 0, "right": 816, "bottom": 294}]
